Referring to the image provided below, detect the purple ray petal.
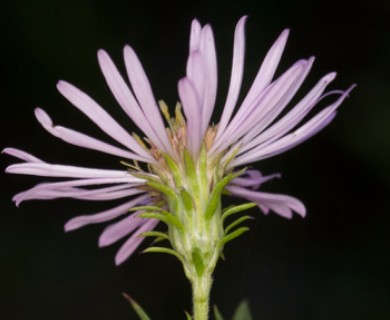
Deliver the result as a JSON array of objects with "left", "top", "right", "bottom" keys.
[
  {"left": 231, "top": 170, "right": 281, "bottom": 189},
  {"left": 35, "top": 108, "right": 147, "bottom": 162},
  {"left": 64, "top": 194, "right": 150, "bottom": 231},
  {"left": 178, "top": 78, "right": 203, "bottom": 158},
  {"left": 186, "top": 50, "right": 206, "bottom": 108},
  {"left": 123, "top": 46, "right": 174, "bottom": 155},
  {"left": 2, "top": 148, "right": 44, "bottom": 163},
  {"left": 239, "top": 72, "right": 337, "bottom": 153},
  {"left": 20, "top": 177, "right": 145, "bottom": 189},
  {"left": 97, "top": 49, "right": 165, "bottom": 151},
  {"left": 190, "top": 19, "right": 202, "bottom": 52},
  {"left": 229, "top": 58, "right": 311, "bottom": 139},
  {"left": 214, "top": 59, "right": 311, "bottom": 153},
  {"left": 99, "top": 212, "right": 145, "bottom": 247},
  {"left": 231, "top": 112, "right": 336, "bottom": 167},
  {"left": 57, "top": 80, "right": 153, "bottom": 161},
  {"left": 199, "top": 24, "right": 218, "bottom": 134},
  {"left": 227, "top": 185, "right": 306, "bottom": 219},
  {"left": 231, "top": 84, "right": 355, "bottom": 167},
  {"left": 243, "top": 29, "right": 290, "bottom": 106},
  {"left": 234, "top": 57, "right": 315, "bottom": 145},
  {"left": 115, "top": 218, "right": 159, "bottom": 265},
  {"left": 215, "top": 28, "right": 289, "bottom": 144},
  {"left": 216, "top": 16, "right": 247, "bottom": 138},
  {"left": 6, "top": 162, "right": 143, "bottom": 179},
  {"left": 13, "top": 184, "right": 144, "bottom": 205},
  {"left": 13, "top": 178, "right": 144, "bottom": 206}
]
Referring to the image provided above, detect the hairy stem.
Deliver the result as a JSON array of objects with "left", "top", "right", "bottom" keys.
[{"left": 192, "top": 271, "right": 212, "bottom": 320}]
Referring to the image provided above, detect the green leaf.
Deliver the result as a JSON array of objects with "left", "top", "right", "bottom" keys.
[
  {"left": 143, "top": 246, "right": 184, "bottom": 263},
  {"left": 146, "top": 180, "right": 178, "bottom": 200},
  {"left": 213, "top": 305, "right": 224, "bottom": 320},
  {"left": 224, "top": 216, "right": 253, "bottom": 235},
  {"left": 221, "top": 144, "right": 241, "bottom": 171},
  {"left": 183, "top": 149, "right": 200, "bottom": 197},
  {"left": 162, "top": 152, "right": 182, "bottom": 187},
  {"left": 218, "top": 227, "right": 249, "bottom": 248},
  {"left": 141, "top": 231, "right": 169, "bottom": 241},
  {"left": 180, "top": 188, "right": 194, "bottom": 211},
  {"left": 221, "top": 203, "right": 257, "bottom": 222},
  {"left": 184, "top": 310, "right": 193, "bottom": 320},
  {"left": 130, "top": 205, "right": 165, "bottom": 212},
  {"left": 232, "top": 300, "right": 253, "bottom": 320},
  {"left": 130, "top": 171, "right": 161, "bottom": 184},
  {"left": 138, "top": 210, "right": 184, "bottom": 232},
  {"left": 122, "top": 293, "right": 151, "bottom": 320},
  {"left": 205, "top": 169, "right": 245, "bottom": 221},
  {"left": 151, "top": 236, "right": 168, "bottom": 244},
  {"left": 138, "top": 212, "right": 170, "bottom": 225}
]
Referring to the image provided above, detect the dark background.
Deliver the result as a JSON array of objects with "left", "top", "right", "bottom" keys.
[{"left": 1, "top": 1, "right": 389, "bottom": 319}]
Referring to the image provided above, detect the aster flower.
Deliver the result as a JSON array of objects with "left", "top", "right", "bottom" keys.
[{"left": 4, "top": 16, "right": 354, "bottom": 319}]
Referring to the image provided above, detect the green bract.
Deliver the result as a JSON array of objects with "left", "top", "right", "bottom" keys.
[{"left": 134, "top": 143, "right": 253, "bottom": 282}]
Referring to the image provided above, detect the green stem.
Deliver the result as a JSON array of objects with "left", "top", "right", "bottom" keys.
[{"left": 192, "top": 272, "right": 212, "bottom": 320}]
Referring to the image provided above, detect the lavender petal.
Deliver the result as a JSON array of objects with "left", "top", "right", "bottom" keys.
[
  {"left": 64, "top": 194, "right": 150, "bottom": 231},
  {"left": 216, "top": 16, "right": 247, "bottom": 138},
  {"left": 115, "top": 218, "right": 159, "bottom": 265},
  {"left": 178, "top": 78, "right": 203, "bottom": 158},
  {"left": 227, "top": 185, "right": 306, "bottom": 219},
  {"left": 98, "top": 212, "right": 145, "bottom": 247},
  {"left": 35, "top": 108, "right": 148, "bottom": 162},
  {"left": 123, "top": 46, "right": 174, "bottom": 155},
  {"left": 57, "top": 80, "right": 153, "bottom": 161}
]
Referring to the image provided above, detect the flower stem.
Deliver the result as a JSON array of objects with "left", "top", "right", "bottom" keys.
[{"left": 192, "top": 271, "right": 212, "bottom": 320}]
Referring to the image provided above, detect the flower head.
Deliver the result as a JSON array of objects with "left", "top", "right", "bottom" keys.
[{"left": 4, "top": 16, "right": 354, "bottom": 267}]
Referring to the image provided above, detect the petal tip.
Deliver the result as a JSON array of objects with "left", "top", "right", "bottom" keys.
[
  {"left": 97, "top": 49, "right": 110, "bottom": 66},
  {"left": 191, "top": 18, "right": 201, "bottom": 27},
  {"left": 97, "top": 48, "right": 107, "bottom": 58},
  {"left": 123, "top": 44, "right": 133, "bottom": 53},
  {"left": 56, "top": 80, "right": 66, "bottom": 88},
  {"left": 114, "top": 254, "right": 125, "bottom": 266},
  {"left": 64, "top": 221, "right": 76, "bottom": 232},
  {"left": 34, "top": 108, "right": 52, "bottom": 126},
  {"left": 282, "top": 28, "right": 290, "bottom": 37},
  {"left": 98, "top": 235, "right": 110, "bottom": 248},
  {"left": 2, "top": 147, "right": 11, "bottom": 155}
]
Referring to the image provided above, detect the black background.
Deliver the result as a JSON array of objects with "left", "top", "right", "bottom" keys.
[{"left": 1, "top": 1, "right": 389, "bottom": 319}]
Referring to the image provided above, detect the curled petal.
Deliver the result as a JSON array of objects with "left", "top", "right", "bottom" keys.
[
  {"left": 231, "top": 170, "right": 281, "bottom": 189},
  {"left": 227, "top": 185, "right": 306, "bottom": 219},
  {"left": 231, "top": 84, "right": 356, "bottom": 167},
  {"left": 239, "top": 72, "right": 338, "bottom": 153},
  {"left": 214, "top": 58, "right": 312, "bottom": 153}
]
